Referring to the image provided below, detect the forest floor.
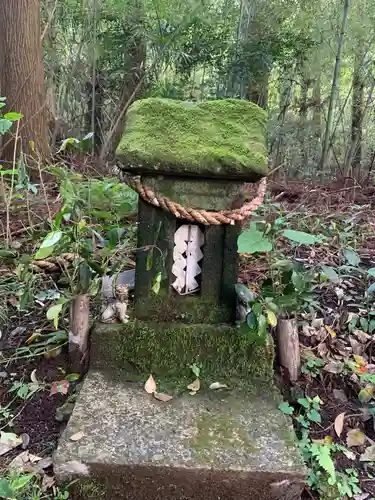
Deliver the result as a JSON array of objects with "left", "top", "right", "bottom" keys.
[{"left": 1, "top": 177, "right": 375, "bottom": 499}]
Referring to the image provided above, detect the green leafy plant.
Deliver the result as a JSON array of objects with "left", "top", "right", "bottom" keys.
[
  {"left": 0, "top": 97, "right": 23, "bottom": 136},
  {"left": 279, "top": 399, "right": 363, "bottom": 498},
  {"left": 0, "top": 472, "right": 70, "bottom": 500}
]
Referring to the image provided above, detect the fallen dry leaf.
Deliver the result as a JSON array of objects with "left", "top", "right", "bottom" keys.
[
  {"left": 360, "top": 407, "right": 373, "bottom": 422},
  {"left": 358, "top": 384, "right": 375, "bottom": 404},
  {"left": 0, "top": 432, "right": 22, "bottom": 456},
  {"left": 334, "top": 412, "right": 346, "bottom": 437},
  {"left": 153, "top": 392, "right": 173, "bottom": 402},
  {"left": 323, "top": 361, "right": 343, "bottom": 374},
  {"left": 7, "top": 296, "right": 19, "bottom": 308},
  {"left": 42, "top": 474, "right": 55, "bottom": 492},
  {"left": 349, "top": 336, "right": 365, "bottom": 355},
  {"left": 325, "top": 325, "right": 336, "bottom": 338},
  {"left": 36, "top": 457, "right": 53, "bottom": 470},
  {"left": 343, "top": 449, "right": 356, "bottom": 460},
  {"left": 353, "top": 329, "right": 372, "bottom": 343},
  {"left": 354, "top": 354, "right": 368, "bottom": 367},
  {"left": 21, "top": 433, "right": 30, "bottom": 450},
  {"left": 360, "top": 444, "right": 375, "bottom": 462},
  {"left": 209, "top": 382, "right": 228, "bottom": 390},
  {"left": 187, "top": 378, "right": 200, "bottom": 393},
  {"left": 50, "top": 380, "right": 69, "bottom": 396},
  {"left": 26, "top": 332, "right": 41, "bottom": 345},
  {"left": 312, "top": 436, "right": 333, "bottom": 445},
  {"left": 332, "top": 389, "right": 348, "bottom": 403},
  {"left": 144, "top": 374, "right": 157, "bottom": 394},
  {"left": 69, "top": 431, "right": 84, "bottom": 442},
  {"left": 8, "top": 451, "right": 30, "bottom": 473},
  {"left": 346, "top": 429, "right": 366, "bottom": 448}
]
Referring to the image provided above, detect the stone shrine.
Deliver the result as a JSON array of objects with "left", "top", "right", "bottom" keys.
[{"left": 54, "top": 98, "right": 306, "bottom": 499}]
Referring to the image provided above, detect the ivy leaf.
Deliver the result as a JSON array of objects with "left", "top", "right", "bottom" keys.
[
  {"left": 235, "top": 283, "right": 254, "bottom": 303},
  {"left": 11, "top": 474, "right": 33, "bottom": 490},
  {"left": 3, "top": 112, "right": 23, "bottom": 121},
  {"left": 237, "top": 223, "right": 272, "bottom": 253},
  {"left": 0, "top": 479, "right": 15, "bottom": 498},
  {"left": 307, "top": 409, "right": 322, "bottom": 423},
  {"left": 321, "top": 265, "right": 339, "bottom": 282},
  {"left": 297, "top": 398, "right": 309, "bottom": 409},
  {"left": 343, "top": 248, "right": 360, "bottom": 267},
  {"left": 246, "top": 311, "right": 256, "bottom": 329},
  {"left": 278, "top": 402, "right": 294, "bottom": 415},
  {"left": 0, "top": 119, "right": 12, "bottom": 134},
  {"left": 368, "top": 268, "right": 375, "bottom": 277},
  {"left": 282, "top": 229, "right": 320, "bottom": 245}
]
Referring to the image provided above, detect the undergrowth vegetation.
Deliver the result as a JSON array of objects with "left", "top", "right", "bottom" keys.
[{"left": 2, "top": 164, "right": 375, "bottom": 498}]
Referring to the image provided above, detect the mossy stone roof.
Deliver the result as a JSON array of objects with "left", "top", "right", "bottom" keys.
[{"left": 116, "top": 98, "right": 268, "bottom": 181}]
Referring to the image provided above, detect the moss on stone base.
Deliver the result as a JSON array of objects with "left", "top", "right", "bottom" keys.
[
  {"left": 134, "top": 293, "right": 232, "bottom": 324},
  {"left": 91, "top": 321, "right": 274, "bottom": 387},
  {"left": 116, "top": 98, "right": 268, "bottom": 181}
]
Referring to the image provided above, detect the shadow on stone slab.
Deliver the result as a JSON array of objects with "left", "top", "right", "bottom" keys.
[
  {"left": 70, "top": 466, "right": 305, "bottom": 500},
  {"left": 54, "top": 371, "right": 306, "bottom": 500}
]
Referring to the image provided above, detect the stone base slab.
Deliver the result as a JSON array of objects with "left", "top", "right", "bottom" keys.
[{"left": 54, "top": 371, "right": 306, "bottom": 499}]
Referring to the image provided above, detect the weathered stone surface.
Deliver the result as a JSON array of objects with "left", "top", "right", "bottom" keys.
[
  {"left": 116, "top": 98, "right": 268, "bottom": 181},
  {"left": 144, "top": 176, "right": 244, "bottom": 211},
  {"left": 90, "top": 322, "right": 275, "bottom": 384},
  {"left": 54, "top": 371, "right": 306, "bottom": 500}
]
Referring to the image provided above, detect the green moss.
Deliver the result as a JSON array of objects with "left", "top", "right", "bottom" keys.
[
  {"left": 134, "top": 293, "right": 232, "bottom": 324},
  {"left": 116, "top": 98, "right": 268, "bottom": 181},
  {"left": 75, "top": 479, "right": 106, "bottom": 499},
  {"left": 191, "top": 413, "right": 259, "bottom": 460},
  {"left": 91, "top": 321, "right": 274, "bottom": 387}
]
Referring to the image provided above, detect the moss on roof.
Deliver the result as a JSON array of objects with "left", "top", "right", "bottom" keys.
[{"left": 116, "top": 98, "right": 268, "bottom": 181}]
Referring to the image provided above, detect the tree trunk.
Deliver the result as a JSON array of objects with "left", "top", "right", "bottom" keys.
[
  {"left": 349, "top": 53, "right": 364, "bottom": 176},
  {"left": 319, "top": 0, "right": 351, "bottom": 174},
  {"left": 299, "top": 74, "right": 310, "bottom": 171},
  {"left": 246, "top": 72, "right": 269, "bottom": 110},
  {"left": 0, "top": 0, "right": 50, "bottom": 172},
  {"left": 100, "top": 0, "right": 146, "bottom": 160},
  {"left": 311, "top": 73, "right": 322, "bottom": 177}
]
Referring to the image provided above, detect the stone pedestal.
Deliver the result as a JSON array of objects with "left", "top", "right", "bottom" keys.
[{"left": 54, "top": 371, "right": 306, "bottom": 500}]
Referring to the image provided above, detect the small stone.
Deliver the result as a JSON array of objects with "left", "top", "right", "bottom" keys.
[{"left": 55, "top": 401, "right": 75, "bottom": 423}]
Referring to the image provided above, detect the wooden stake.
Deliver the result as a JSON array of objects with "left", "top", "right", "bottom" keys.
[
  {"left": 69, "top": 294, "right": 90, "bottom": 374},
  {"left": 276, "top": 318, "right": 300, "bottom": 382}
]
